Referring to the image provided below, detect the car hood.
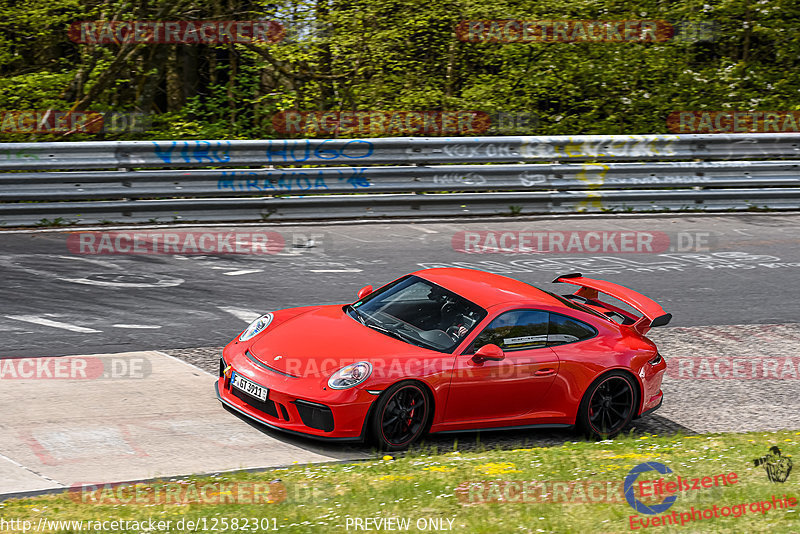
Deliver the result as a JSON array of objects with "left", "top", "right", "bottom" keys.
[{"left": 247, "top": 305, "right": 434, "bottom": 377}]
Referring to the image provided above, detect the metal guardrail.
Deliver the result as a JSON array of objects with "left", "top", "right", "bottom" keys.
[
  {"left": 2, "top": 133, "right": 800, "bottom": 170},
  {"left": 1, "top": 134, "right": 799, "bottom": 226},
  {"left": 3, "top": 161, "right": 800, "bottom": 200}
]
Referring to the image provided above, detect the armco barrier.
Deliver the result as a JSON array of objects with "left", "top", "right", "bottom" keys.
[{"left": 0, "top": 133, "right": 799, "bottom": 226}]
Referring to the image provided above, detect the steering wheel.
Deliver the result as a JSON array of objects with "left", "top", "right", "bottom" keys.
[{"left": 443, "top": 325, "right": 461, "bottom": 342}]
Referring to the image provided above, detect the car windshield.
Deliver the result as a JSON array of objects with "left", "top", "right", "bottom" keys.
[{"left": 346, "top": 275, "right": 487, "bottom": 353}]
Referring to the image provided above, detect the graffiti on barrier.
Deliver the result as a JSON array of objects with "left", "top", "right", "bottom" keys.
[
  {"left": 265, "top": 139, "right": 374, "bottom": 163},
  {"left": 153, "top": 141, "right": 231, "bottom": 164},
  {"left": 0, "top": 148, "right": 40, "bottom": 160},
  {"left": 441, "top": 143, "right": 516, "bottom": 159},
  {"left": 217, "top": 169, "right": 371, "bottom": 192},
  {"left": 519, "top": 172, "right": 549, "bottom": 186},
  {"left": 520, "top": 136, "right": 679, "bottom": 159},
  {"left": 601, "top": 175, "right": 711, "bottom": 185},
  {"left": 432, "top": 172, "right": 488, "bottom": 186}
]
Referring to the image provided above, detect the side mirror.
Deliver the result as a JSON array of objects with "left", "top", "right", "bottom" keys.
[
  {"left": 473, "top": 344, "right": 505, "bottom": 363},
  {"left": 357, "top": 285, "right": 373, "bottom": 300}
]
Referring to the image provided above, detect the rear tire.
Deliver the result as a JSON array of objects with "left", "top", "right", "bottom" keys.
[
  {"left": 577, "top": 371, "right": 638, "bottom": 440},
  {"left": 369, "top": 380, "right": 431, "bottom": 451}
]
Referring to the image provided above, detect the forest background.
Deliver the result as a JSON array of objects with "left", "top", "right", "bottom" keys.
[{"left": 0, "top": 0, "right": 797, "bottom": 141}]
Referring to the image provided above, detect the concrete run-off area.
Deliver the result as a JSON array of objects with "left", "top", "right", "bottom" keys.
[{"left": 0, "top": 351, "right": 361, "bottom": 498}]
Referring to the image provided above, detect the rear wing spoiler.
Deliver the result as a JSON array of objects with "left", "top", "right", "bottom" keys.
[{"left": 552, "top": 273, "right": 672, "bottom": 333}]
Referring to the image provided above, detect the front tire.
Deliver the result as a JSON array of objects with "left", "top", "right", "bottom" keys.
[
  {"left": 369, "top": 381, "right": 431, "bottom": 451},
  {"left": 577, "top": 371, "right": 638, "bottom": 439}
]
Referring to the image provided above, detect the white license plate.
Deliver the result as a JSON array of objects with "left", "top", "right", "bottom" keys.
[{"left": 231, "top": 372, "right": 268, "bottom": 402}]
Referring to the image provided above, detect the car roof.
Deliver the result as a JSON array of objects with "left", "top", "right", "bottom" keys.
[{"left": 412, "top": 268, "right": 563, "bottom": 309}]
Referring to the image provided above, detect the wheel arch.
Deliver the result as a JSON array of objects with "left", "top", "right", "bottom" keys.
[
  {"left": 576, "top": 367, "right": 642, "bottom": 425},
  {"left": 359, "top": 378, "right": 437, "bottom": 442}
]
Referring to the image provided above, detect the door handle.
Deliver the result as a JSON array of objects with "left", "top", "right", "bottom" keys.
[{"left": 534, "top": 368, "right": 556, "bottom": 377}]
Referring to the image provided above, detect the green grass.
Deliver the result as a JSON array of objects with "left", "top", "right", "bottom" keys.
[{"left": 1, "top": 430, "right": 798, "bottom": 533}]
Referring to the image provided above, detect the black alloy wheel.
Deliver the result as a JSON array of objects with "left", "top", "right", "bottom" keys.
[
  {"left": 371, "top": 381, "right": 430, "bottom": 450},
  {"left": 579, "top": 371, "right": 637, "bottom": 439}
]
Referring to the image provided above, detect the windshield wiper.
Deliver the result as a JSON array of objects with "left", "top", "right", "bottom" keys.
[
  {"left": 348, "top": 307, "right": 436, "bottom": 349},
  {"left": 346, "top": 304, "right": 367, "bottom": 325},
  {"left": 362, "top": 320, "right": 429, "bottom": 348},
  {"left": 365, "top": 321, "right": 408, "bottom": 341},
  {"left": 373, "top": 322, "right": 440, "bottom": 350}
]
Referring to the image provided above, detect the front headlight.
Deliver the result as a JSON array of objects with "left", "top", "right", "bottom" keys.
[
  {"left": 239, "top": 313, "right": 274, "bottom": 341},
  {"left": 327, "top": 361, "right": 372, "bottom": 389}
]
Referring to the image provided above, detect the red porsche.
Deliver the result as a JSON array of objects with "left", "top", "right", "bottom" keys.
[{"left": 216, "top": 268, "right": 670, "bottom": 450}]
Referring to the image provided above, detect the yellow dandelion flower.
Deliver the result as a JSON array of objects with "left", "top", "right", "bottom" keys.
[
  {"left": 475, "top": 462, "right": 521, "bottom": 475},
  {"left": 379, "top": 475, "right": 413, "bottom": 481},
  {"left": 604, "top": 453, "right": 652, "bottom": 460}
]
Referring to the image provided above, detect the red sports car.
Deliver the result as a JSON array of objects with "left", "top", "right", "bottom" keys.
[{"left": 216, "top": 268, "right": 669, "bottom": 450}]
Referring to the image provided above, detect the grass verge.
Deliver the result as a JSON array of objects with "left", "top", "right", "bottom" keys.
[{"left": 0, "top": 429, "right": 797, "bottom": 533}]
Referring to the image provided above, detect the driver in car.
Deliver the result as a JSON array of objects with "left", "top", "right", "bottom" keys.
[{"left": 428, "top": 288, "right": 474, "bottom": 341}]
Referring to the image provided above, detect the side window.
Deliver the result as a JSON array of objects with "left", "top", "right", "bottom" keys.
[
  {"left": 548, "top": 313, "right": 597, "bottom": 346},
  {"left": 471, "top": 310, "right": 548, "bottom": 352}
]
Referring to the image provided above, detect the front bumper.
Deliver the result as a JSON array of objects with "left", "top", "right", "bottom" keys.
[
  {"left": 215, "top": 382, "right": 364, "bottom": 442},
  {"left": 216, "top": 349, "right": 377, "bottom": 442}
]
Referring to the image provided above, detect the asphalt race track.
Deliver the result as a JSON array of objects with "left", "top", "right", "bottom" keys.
[{"left": 1, "top": 213, "right": 799, "bottom": 498}]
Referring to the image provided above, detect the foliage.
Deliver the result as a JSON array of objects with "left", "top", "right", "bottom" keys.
[{"left": 0, "top": 0, "right": 799, "bottom": 140}]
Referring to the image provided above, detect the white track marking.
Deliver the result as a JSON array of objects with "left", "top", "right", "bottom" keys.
[
  {"left": 309, "top": 268, "right": 363, "bottom": 273},
  {"left": 222, "top": 269, "right": 264, "bottom": 276},
  {"left": 5, "top": 315, "right": 101, "bottom": 333},
  {"left": 0, "top": 254, "right": 185, "bottom": 288},
  {"left": 59, "top": 274, "right": 185, "bottom": 288},
  {"left": 0, "top": 452, "right": 64, "bottom": 487},
  {"left": 54, "top": 255, "right": 121, "bottom": 269},
  {"left": 331, "top": 232, "right": 372, "bottom": 243},
  {"left": 408, "top": 225, "right": 438, "bottom": 234},
  {"left": 111, "top": 324, "right": 162, "bottom": 329},
  {"left": 217, "top": 306, "right": 262, "bottom": 323}
]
